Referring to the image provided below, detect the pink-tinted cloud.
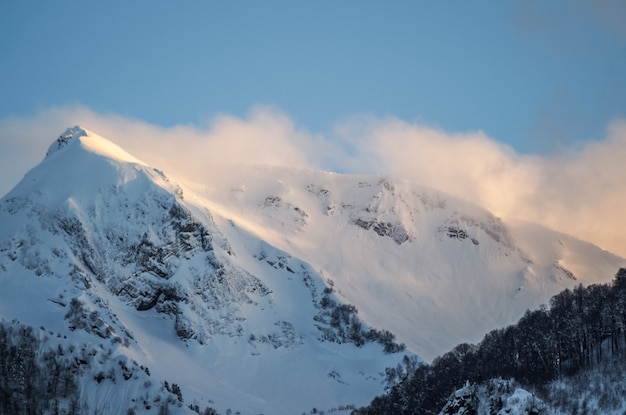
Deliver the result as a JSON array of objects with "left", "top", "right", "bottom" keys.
[{"left": 1, "top": 106, "right": 625, "bottom": 258}]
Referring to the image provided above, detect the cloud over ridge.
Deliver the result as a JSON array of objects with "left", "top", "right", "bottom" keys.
[{"left": 1, "top": 106, "right": 625, "bottom": 257}]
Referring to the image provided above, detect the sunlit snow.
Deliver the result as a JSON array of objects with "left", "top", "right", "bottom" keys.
[{"left": 0, "top": 127, "right": 623, "bottom": 414}]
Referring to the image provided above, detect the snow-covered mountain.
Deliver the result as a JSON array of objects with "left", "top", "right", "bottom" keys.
[
  {"left": 192, "top": 164, "right": 624, "bottom": 361},
  {"left": 0, "top": 126, "right": 624, "bottom": 414}
]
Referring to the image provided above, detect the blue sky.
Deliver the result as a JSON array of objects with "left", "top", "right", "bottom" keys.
[
  {"left": 1, "top": 1, "right": 624, "bottom": 154},
  {"left": 1, "top": 1, "right": 626, "bottom": 257}
]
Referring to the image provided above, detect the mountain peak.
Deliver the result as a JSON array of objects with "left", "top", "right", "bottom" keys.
[
  {"left": 44, "top": 126, "right": 145, "bottom": 165},
  {"left": 45, "top": 125, "right": 89, "bottom": 157}
]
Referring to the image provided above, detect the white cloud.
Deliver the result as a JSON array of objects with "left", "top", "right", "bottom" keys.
[
  {"left": 0, "top": 105, "right": 323, "bottom": 192},
  {"left": 1, "top": 106, "right": 625, "bottom": 258},
  {"left": 337, "top": 115, "right": 626, "bottom": 258}
]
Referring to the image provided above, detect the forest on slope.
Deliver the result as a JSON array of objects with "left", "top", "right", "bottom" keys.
[{"left": 354, "top": 268, "right": 626, "bottom": 415}]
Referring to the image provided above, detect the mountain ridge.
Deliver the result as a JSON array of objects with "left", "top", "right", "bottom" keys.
[{"left": 191, "top": 163, "right": 624, "bottom": 360}]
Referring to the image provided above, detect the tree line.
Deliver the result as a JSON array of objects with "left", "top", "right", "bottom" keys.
[
  {"left": 0, "top": 323, "right": 80, "bottom": 415},
  {"left": 354, "top": 268, "right": 626, "bottom": 415}
]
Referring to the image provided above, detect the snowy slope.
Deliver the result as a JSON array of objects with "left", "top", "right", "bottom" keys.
[
  {"left": 0, "top": 127, "right": 405, "bottom": 415},
  {"left": 0, "top": 126, "right": 624, "bottom": 414},
  {"left": 189, "top": 165, "right": 625, "bottom": 361}
]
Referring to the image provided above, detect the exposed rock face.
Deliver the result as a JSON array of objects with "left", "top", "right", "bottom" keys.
[
  {"left": 439, "top": 380, "right": 547, "bottom": 415},
  {"left": 353, "top": 218, "right": 411, "bottom": 244},
  {"left": 440, "top": 383, "right": 479, "bottom": 415},
  {"left": 1, "top": 129, "right": 272, "bottom": 344},
  {"left": 55, "top": 185, "right": 272, "bottom": 343}
]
